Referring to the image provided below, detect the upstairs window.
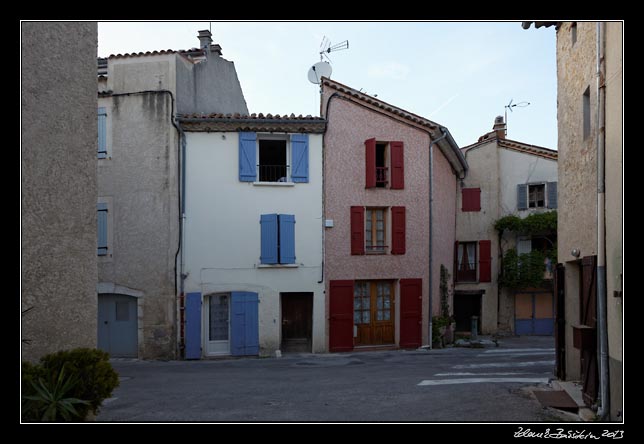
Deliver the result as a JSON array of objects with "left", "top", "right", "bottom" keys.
[
  {"left": 528, "top": 184, "right": 545, "bottom": 208},
  {"left": 366, "top": 208, "right": 387, "bottom": 254},
  {"left": 239, "top": 132, "right": 309, "bottom": 183},
  {"left": 456, "top": 242, "right": 477, "bottom": 282},
  {"left": 259, "top": 139, "right": 287, "bottom": 182},
  {"left": 365, "top": 139, "right": 404, "bottom": 189},
  {"left": 97, "top": 202, "right": 108, "bottom": 256},
  {"left": 260, "top": 214, "right": 296, "bottom": 265},
  {"left": 462, "top": 188, "right": 481, "bottom": 212},
  {"left": 98, "top": 107, "right": 107, "bottom": 159}
]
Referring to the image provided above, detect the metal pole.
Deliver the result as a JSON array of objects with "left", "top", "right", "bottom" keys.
[{"left": 596, "top": 21, "right": 610, "bottom": 421}]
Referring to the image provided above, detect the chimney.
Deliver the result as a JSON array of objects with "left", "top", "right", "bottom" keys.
[
  {"left": 493, "top": 115, "right": 506, "bottom": 139},
  {"left": 197, "top": 30, "right": 213, "bottom": 52}
]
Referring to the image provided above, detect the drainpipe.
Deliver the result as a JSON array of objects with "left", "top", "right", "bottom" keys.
[
  {"left": 427, "top": 128, "right": 448, "bottom": 348},
  {"left": 595, "top": 21, "right": 610, "bottom": 421}
]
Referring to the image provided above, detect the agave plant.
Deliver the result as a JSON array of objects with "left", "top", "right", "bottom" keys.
[{"left": 23, "top": 366, "right": 89, "bottom": 422}]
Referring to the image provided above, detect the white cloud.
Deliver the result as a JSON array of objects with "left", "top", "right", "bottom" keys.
[{"left": 367, "top": 62, "right": 410, "bottom": 80}]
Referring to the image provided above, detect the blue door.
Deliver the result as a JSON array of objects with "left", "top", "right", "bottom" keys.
[
  {"left": 515, "top": 292, "right": 554, "bottom": 336},
  {"left": 97, "top": 294, "right": 138, "bottom": 357},
  {"left": 231, "top": 292, "right": 259, "bottom": 356}
]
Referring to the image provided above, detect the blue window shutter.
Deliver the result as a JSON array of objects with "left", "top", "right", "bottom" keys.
[
  {"left": 279, "top": 214, "right": 296, "bottom": 264},
  {"left": 547, "top": 182, "right": 558, "bottom": 209},
  {"left": 239, "top": 132, "right": 257, "bottom": 182},
  {"left": 231, "top": 292, "right": 259, "bottom": 356},
  {"left": 97, "top": 202, "right": 108, "bottom": 256},
  {"left": 98, "top": 107, "right": 107, "bottom": 159},
  {"left": 260, "top": 214, "right": 279, "bottom": 264},
  {"left": 185, "top": 292, "right": 202, "bottom": 359},
  {"left": 517, "top": 184, "right": 528, "bottom": 210},
  {"left": 290, "top": 134, "right": 309, "bottom": 183}
]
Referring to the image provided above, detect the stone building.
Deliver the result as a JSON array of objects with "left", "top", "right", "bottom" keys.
[
  {"left": 22, "top": 22, "right": 98, "bottom": 361},
  {"left": 97, "top": 30, "right": 248, "bottom": 359}
]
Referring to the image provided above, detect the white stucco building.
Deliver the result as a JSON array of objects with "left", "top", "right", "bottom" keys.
[
  {"left": 455, "top": 117, "right": 558, "bottom": 336},
  {"left": 179, "top": 114, "right": 326, "bottom": 357}
]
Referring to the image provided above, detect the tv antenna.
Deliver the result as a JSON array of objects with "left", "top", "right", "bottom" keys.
[
  {"left": 308, "top": 37, "right": 349, "bottom": 85},
  {"left": 504, "top": 99, "right": 530, "bottom": 137}
]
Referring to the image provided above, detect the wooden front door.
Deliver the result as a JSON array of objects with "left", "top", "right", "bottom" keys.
[
  {"left": 554, "top": 264, "right": 566, "bottom": 379},
  {"left": 399, "top": 279, "right": 422, "bottom": 348},
  {"left": 580, "top": 256, "right": 598, "bottom": 407},
  {"left": 354, "top": 281, "right": 394, "bottom": 346},
  {"left": 281, "top": 292, "right": 313, "bottom": 353},
  {"left": 329, "top": 280, "right": 354, "bottom": 352}
]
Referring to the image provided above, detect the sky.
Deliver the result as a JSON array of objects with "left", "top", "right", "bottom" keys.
[{"left": 98, "top": 21, "right": 557, "bottom": 149}]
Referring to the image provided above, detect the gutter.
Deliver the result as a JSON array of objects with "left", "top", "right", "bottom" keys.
[
  {"left": 427, "top": 128, "right": 448, "bottom": 348},
  {"left": 595, "top": 21, "right": 610, "bottom": 421}
]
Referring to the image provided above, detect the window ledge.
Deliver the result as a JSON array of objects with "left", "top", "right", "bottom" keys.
[
  {"left": 252, "top": 181, "right": 295, "bottom": 187},
  {"left": 257, "top": 264, "right": 299, "bottom": 268}
]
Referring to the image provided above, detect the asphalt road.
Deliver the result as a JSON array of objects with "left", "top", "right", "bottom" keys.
[{"left": 97, "top": 335, "right": 570, "bottom": 422}]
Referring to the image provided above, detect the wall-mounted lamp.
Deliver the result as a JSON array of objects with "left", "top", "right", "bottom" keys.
[{"left": 571, "top": 249, "right": 581, "bottom": 258}]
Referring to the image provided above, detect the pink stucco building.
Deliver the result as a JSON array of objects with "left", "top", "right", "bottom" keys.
[{"left": 321, "top": 78, "right": 467, "bottom": 351}]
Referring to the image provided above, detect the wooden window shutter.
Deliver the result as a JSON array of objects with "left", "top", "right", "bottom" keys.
[
  {"left": 350, "top": 206, "right": 365, "bottom": 255},
  {"left": 547, "top": 182, "right": 558, "bottom": 209},
  {"left": 278, "top": 214, "right": 296, "bottom": 264},
  {"left": 462, "top": 188, "right": 481, "bottom": 212},
  {"left": 98, "top": 107, "right": 107, "bottom": 159},
  {"left": 390, "top": 141, "right": 404, "bottom": 189},
  {"left": 260, "top": 214, "right": 279, "bottom": 264},
  {"left": 479, "top": 240, "right": 492, "bottom": 282},
  {"left": 517, "top": 184, "right": 528, "bottom": 210},
  {"left": 239, "top": 132, "right": 257, "bottom": 182},
  {"left": 391, "top": 206, "right": 406, "bottom": 254},
  {"left": 365, "top": 138, "right": 376, "bottom": 188},
  {"left": 290, "top": 134, "right": 309, "bottom": 183},
  {"left": 97, "top": 202, "right": 108, "bottom": 256}
]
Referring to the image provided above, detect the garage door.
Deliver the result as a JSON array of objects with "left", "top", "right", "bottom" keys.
[{"left": 515, "top": 291, "right": 554, "bottom": 335}]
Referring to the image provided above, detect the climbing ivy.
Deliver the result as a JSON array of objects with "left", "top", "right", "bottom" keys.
[
  {"left": 439, "top": 265, "right": 451, "bottom": 318},
  {"left": 494, "top": 211, "right": 557, "bottom": 235}
]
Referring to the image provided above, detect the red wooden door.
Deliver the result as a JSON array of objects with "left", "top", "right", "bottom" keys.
[
  {"left": 329, "top": 280, "right": 354, "bottom": 352},
  {"left": 580, "top": 256, "right": 598, "bottom": 407},
  {"left": 399, "top": 278, "right": 422, "bottom": 348}
]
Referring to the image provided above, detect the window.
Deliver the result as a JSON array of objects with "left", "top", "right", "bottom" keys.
[
  {"left": 517, "top": 182, "right": 557, "bottom": 210},
  {"left": 351, "top": 206, "right": 406, "bottom": 255},
  {"left": 239, "top": 132, "right": 309, "bottom": 183},
  {"left": 365, "top": 139, "right": 404, "bottom": 189},
  {"left": 98, "top": 107, "right": 107, "bottom": 159},
  {"left": 366, "top": 208, "right": 387, "bottom": 254},
  {"left": 528, "top": 184, "right": 546, "bottom": 208},
  {"left": 354, "top": 281, "right": 393, "bottom": 324},
  {"left": 259, "top": 139, "right": 287, "bottom": 182},
  {"left": 97, "top": 202, "right": 108, "bottom": 256},
  {"left": 462, "top": 188, "right": 481, "bottom": 212},
  {"left": 571, "top": 22, "right": 577, "bottom": 46},
  {"left": 456, "top": 242, "right": 477, "bottom": 282},
  {"left": 260, "top": 214, "right": 296, "bottom": 264},
  {"left": 583, "top": 86, "right": 591, "bottom": 140}
]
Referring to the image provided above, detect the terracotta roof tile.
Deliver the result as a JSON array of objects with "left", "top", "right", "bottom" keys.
[{"left": 177, "top": 113, "right": 326, "bottom": 134}]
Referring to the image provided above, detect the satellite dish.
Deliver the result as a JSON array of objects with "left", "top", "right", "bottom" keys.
[{"left": 308, "top": 61, "right": 332, "bottom": 84}]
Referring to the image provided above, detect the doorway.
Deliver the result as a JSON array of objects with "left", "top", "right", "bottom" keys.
[
  {"left": 204, "top": 293, "right": 231, "bottom": 356},
  {"left": 354, "top": 281, "right": 395, "bottom": 346},
  {"left": 97, "top": 294, "right": 138, "bottom": 358},
  {"left": 281, "top": 292, "right": 313, "bottom": 353},
  {"left": 515, "top": 291, "right": 554, "bottom": 335},
  {"left": 454, "top": 291, "right": 482, "bottom": 333}
]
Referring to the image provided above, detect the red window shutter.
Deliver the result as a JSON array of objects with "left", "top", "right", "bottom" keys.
[
  {"left": 391, "top": 206, "right": 406, "bottom": 254},
  {"left": 365, "top": 138, "right": 376, "bottom": 188},
  {"left": 479, "top": 240, "right": 492, "bottom": 282},
  {"left": 462, "top": 188, "right": 481, "bottom": 212},
  {"left": 453, "top": 241, "right": 459, "bottom": 284},
  {"left": 350, "top": 206, "right": 365, "bottom": 255},
  {"left": 390, "top": 141, "right": 404, "bottom": 189},
  {"left": 329, "top": 280, "right": 355, "bottom": 352}
]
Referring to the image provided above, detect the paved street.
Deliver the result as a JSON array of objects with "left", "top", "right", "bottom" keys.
[{"left": 98, "top": 336, "right": 570, "bottom": 422}]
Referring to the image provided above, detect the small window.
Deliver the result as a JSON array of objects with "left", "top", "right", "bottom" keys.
[
  {"left": 258, "top": 139, "right": 287, "bottom": 182},
  {"left": 98, "top": 107, "right": 107, "bottom": 159},
  {"left": 376, "top": 143, "right": 388, "bottom": 187},
  {"left": 97, "top": 202, "right": 108, "bottom": 256},
  {"left": 583, "top": 86, "right": 591, "bottom": 140},
  {"left": 456, "top": 242, "right": 477, "bottom": 282},
  {"left": 528, "top": 184, "right": 546, "bottom": 208},
  {"left": 571, "top": 22, "right": 577, "bottom": 46},
  {"left": 260, "top": 213, "right": 296, "bottom": 264},
  {"left": 365, "top": 208, "right": 387, "bottom": 254}
]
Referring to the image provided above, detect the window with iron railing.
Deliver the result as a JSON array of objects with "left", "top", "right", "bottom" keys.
[
  {"left": 258, "top": 139, "right": 288, "bottom": 182},
  {"left": 376, "top": 167, "right": 388, "bottom": 187},
  {"left": 258, "top": 164, "right": 289, "bottom": 182}
]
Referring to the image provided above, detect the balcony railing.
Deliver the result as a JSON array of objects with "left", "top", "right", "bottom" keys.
[
  {"left": 376, "top": 167, "right": 388, "bottom": 186},
  {"left": 258, "top": 164, "right": 289, "bottom": 182},
  {"left": 456, "top": 262, "right": 477, "bottom": 282}
]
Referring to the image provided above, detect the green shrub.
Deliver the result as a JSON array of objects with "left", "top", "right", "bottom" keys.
[
  {"left": 23, "top": 366, "right": 89, "bottom": 422},
  {"left": 22, "top": 348, "right": 119, "bottom": 420}
]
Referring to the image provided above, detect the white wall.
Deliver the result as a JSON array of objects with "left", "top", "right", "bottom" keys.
[
  {"left": 183, "top": 131, "right": 325, "bottom": 354},
  {"left": 499, "top": 149, "right": 558, "bottom": 215}
]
